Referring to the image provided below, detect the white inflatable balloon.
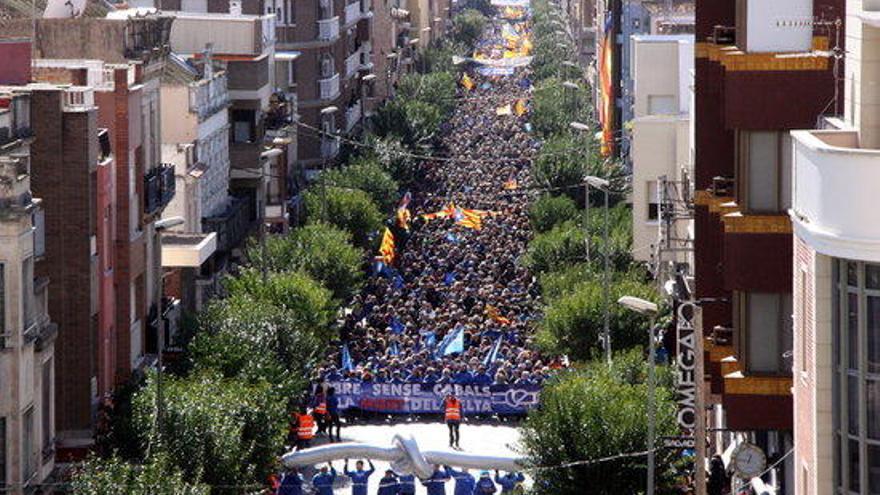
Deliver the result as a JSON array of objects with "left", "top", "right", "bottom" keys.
[{"left": 282, "top": 434, "right": 526, "bottom": 479}]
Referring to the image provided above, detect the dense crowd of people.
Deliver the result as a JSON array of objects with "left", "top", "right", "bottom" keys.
[{"left": 314, "top": 53, "right": 564, "bottom": 391}]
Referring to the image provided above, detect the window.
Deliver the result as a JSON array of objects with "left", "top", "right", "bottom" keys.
[
  {"left": 0, "top": 264, "right": 5, "bottom": 348},
  {"left": 740, "top": 291, "right": 793, "bottom": 374},
  {"left": 22, "top": 257, "right": 33, "bottom": 330},
  {"left": 320, "top": 54, "right": 335, "bottom": 78},
  {"left": 231, "top": 109, "right": 256, "bottom": 143},
  {"left": 736, "top": 130, "right": 793, "bottom": 213},
  {"left": 647, "top": 181, "right": 659, "bottom": 221},
  {"left": 319, "top": 0, "right": 332, "bottom": 19},
  {"left": 22, "top": 407, "right": 33, "bottom": 482},
  {"left": 42, "top": 359, "right": 52, "bottom": 456},
  {"left": 800, "top": 267, "right": 808, "bottom": 374},
  {"left": 833, "top": 259, "right": 880, "bottom": 494}
]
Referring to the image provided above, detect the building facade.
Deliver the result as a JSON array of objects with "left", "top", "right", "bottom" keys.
[
  {"left": 693, "top": 0, "right": 844, "bottom": 492},
  {"left": 791, "top": 1, "right": 880, "bottom": 493},
  {"left": 0, "top": 86, "right": 58, "bottom": 494}
]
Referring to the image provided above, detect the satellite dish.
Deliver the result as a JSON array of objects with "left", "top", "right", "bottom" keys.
[{"left": 43, "top": 0, "right": 88, "bottom": 18}]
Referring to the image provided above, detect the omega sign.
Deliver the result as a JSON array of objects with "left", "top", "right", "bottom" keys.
[{"left": 675, "top": 301, "right": 697, "bottom": 436}]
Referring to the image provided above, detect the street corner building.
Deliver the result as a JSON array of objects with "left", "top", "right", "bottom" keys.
[
  {"left": 790, "top": 1, "right": 880, "bottom": 494},
  {"left": 692, "top": 0, "right": 845, "bottom": 492}
]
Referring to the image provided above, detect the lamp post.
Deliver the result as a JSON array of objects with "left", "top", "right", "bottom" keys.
[
  {"left": 154, "top": 215, "right": 185, "bottom": 438},
  {"left": 569, "top": 120, "right": 592, "bottom": 259},
  {"left": 562, "top": 80, "right": 580, "bottom": 115},
  {"left": 585, "top": 175, "right": 611, "bottom": 364},
  {"left": 618, "top": 295, "right": 659, "bottom": 495},
  {"left": 361, "top": 73, "right": 377, "bottom": 132},
  {"left": 320, "top": 105, "right": 339, "bottom": 223}
]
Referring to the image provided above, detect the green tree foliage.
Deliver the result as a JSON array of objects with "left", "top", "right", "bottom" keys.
[
  {"left": 364, "top": 134, "right": 421, "bottom": 187},
  {"left": 419, "top": 39, "right": 468, "bottom": 74},
  {"left": 522, "top": 221, "right": 586, "bottom": 274},
  {"left": 303, "top": 186, "right": 383, "bottom": 249},
  {"left": 450, "top": 9, "right": 488, "bottom": 48},
  {"left": 71, "top": 453, "right": 209, "bottom": 495},
  {"left": 323, "top": 157, "right": 400, "bottom": 212},
  {"left": 520, "top": 350, "right": 680, "bottom": 495},
  {"left": 533, "top": 132, "right": 628, "bottom": 206},
  {"left": 246, "top": 223, "right": 364, "bottom": 301},
  {"left": 188, "top": 294, "right": 323, "bottom": 393},
  {"left": 131, "top": 373, "right": 286, "bottom": 493},
  {"left": 374, "top": 72, "right": 456, "bottom": 147},
  {"left": 529, "top": 194, "right": 579, "bottom": 233},
  {"left": 396, "top": 72, "right": 457, "bottom": 116},
  {"left": 536, "top": 275, "right": 662, "bottom": 360},
  {"left": 530, "top": 78, "right": 591, "bottom": 138},
  {"left": 223, "top": 269, "right": 336, "bottom": 340}
]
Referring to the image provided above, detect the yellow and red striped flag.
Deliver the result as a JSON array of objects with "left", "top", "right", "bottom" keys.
[
  {"left": 485, "top": 305, "right": 512, "bottom": 325},
  {"left": 378, "top": 228, "right": 396, "bottom": 265}
]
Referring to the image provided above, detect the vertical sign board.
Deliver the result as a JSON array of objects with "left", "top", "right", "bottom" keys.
[{"left": 675, "top": 301, "right": 698, "bottom": 437}]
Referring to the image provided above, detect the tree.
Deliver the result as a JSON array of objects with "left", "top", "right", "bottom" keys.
[
  {"left": 365, "top": 134, "right": 421, "bottom": 187},
  {"left": 533, "top": 132, "right": 628, "bottom": 206},
  {"left": 323, "top": 157, "right": 401, "bottom": 212},
  {"left": 246, "top": 223, "right": 364, "bottom": 301},
  {"left": 396, "top": 72, "right": 457, "bottom": 115},
  {"left": 529, "top": 194, "right": 579, "bottom": 233},
  {"left": 520, "top": 351, "right": 680, "bottom": 495},
  {"left": 223, "top": 269, "right": 337, "bottom": 341},
  {"left": 450, "top": 9, "right": 488, "bottom": 48},
  {"left": 522, "top": 221, "right": 587, "bottom": 274},
  {"left": 131, "top": 372, "right": 287, "bottom": 493},
  {"left": 536, "top": 275, "right": 662, "bottom": 361},
  {"left": 303, "top": 186, "right": 383, "bottom": 249},
  {"left": 530, "top": 78, "right": 591, "bottom": 138},
  {"left": 419, "top": 39, "right": 468, "bottom": 74},
  {"left": 71, "top": 453, "right": 209, "bottom": 495}
]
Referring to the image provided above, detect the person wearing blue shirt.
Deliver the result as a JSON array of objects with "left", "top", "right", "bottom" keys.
[
  {"left": 493, "top": 471, "right": 524, "bottom": 494},
  {"left": 421, "top": 465, "right": 451, "bottom": 495},
  {"left": 473, "top": 471, "right": 497, "bottom": 495},
  {"left": 344, "top": 459, "right": 375, "bottom": 495},
  {"left": 443, "top": 466, "right": 475, "bottom": 495},
  {"left": 471, "top": 367, "right": 493, "bottom": 386},
  {"left": 311, "top": 463, "right": 337, "bottom": 495},
  {"left": 377, "top": 469, "right": 399, "bottom": 495},
  {"left": 277, "top": 467, "right": 304, "bottom": 495},
  {"left": 452, "top": 369, "right": 474, "bottom": 385},
  {"left": 395, "top": 472, "right": 416, "bottom": 495}
]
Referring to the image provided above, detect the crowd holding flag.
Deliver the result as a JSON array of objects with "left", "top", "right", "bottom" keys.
[
  {"left": 485, "top": 305, "right": 512, "bottom": 325},
  {"left": 378, "top": 228, "right": 396, "bottom": 265}
]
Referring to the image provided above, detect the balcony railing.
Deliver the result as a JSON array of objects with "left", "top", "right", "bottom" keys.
[
  {"left": 345, "top": 101, "right": 362, "bottom": 132},
  {"left": 319, "top": 73, "right": 341, "bottom": 100},
  {"left": 317, "top": 16, "right": 340, "bottom": 41},
  {"left": 189, "top": 72, "right": 229, "bottom": 121},
  {"left": 62, "top": 87, "right": 94, "bottom": 111},
  {"left": 345, "top": 1, "right": 361, "bottom": 25},
  {"left": 144, "top": 164, "right": 176, "bottom": 215},
  {"left": 321, "top": 137, "right": 340, "bottom": 159},
  {"left": 345, "top": 51, "right": 361, "bottom": 78},
  {"left": 202, "top": 194, "right": 256, "bottom": 253}
]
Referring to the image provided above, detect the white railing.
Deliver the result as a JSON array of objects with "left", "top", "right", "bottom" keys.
[
  {"left": 321, "top": 138, "right": 340, "bottom": 158},
  {"left": 345, "top": 1, "right": 361, "bottom": 25},
  {"left": 318, "top": 73, "right": 340, "bottom": 100},
  {"left": 317, "top": 16, "right": 340, "bottom": 41},
  {"left": 360, "top": 42, "right": 373, "bottom": 70},
  {"left": 62, "top": 87, "right": 95, "bottom": 110},
  {"left": 345, "top": 51, "right": 361, "bottom": 78},
  {"left": 189, "top": 72, "right": 229, "bottom": 120},
  {"left": 345, "top": 101, "right": 361, "bottom": 132}
]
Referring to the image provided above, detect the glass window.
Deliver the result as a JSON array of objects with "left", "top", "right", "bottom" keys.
[
  {"left": 869, "top": 444, "right": 880, "bottom": 494},
  {"left": 745, "top": 292, "right": 793, "bottom": 374},
  {"left": 869, "top": 265, "right": 880, "bottom": 290},
  {"left": 0, "top": 417, "right": 5, "bottom": 488},
  {"left": 852, "top": 439, "right": 862, "bottom": 492},
  {"left": 851, "top": 292, "right": 860, "bottom": 371},
  {"left": 869, "top": 296, "right": 880, "bottom": 374},
  {"left": 851, "top": 375, "right": 861, "bottom": 435},
  {"left": 22, "top": 407, "right": 33, "bottom": 481}
]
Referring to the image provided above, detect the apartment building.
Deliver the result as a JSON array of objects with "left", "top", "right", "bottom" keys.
[
  {"left": 0, "top": 84, "right": 57, "bottom": 494},
  {"left": 1, "top": 14, "right": 177, "bottom": 452},
  {"left": 629, "top": 34, "right": 693, "bottom": 269},
  {"left": 693, "top": 0, "right": 843, "bottom": 491},
  {"left": 791, "top": 1, "right": 880, "bottom": 493}
]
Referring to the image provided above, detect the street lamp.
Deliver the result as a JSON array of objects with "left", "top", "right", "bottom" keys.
[
  {"left": 361, "top": 73, "right": 377, "bottom": 128},
  {"left": 154, "top": 215, "right": 185, "bottom": 439},
  {"left": 320, "top": 106, "right": 339, "bottom": 222},
  {"left": 584, "top": 175, "right": 611, "bottom": 366},
  {"left": 569, "top": 121, "right": 590, "bottom": 132},
  {"left": 618, "top": 295, "right": 659, "bottom": 495}
]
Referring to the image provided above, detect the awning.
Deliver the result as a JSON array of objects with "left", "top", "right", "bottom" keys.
[{"left": 276, "top": 51, "right": 302, "bottom": 61}]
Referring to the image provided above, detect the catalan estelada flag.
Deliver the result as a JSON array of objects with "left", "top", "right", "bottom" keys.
[
  {"left": 396, "top": 191, "right": 412, "bottom": 230},
  {"left": 460, "top": 73, "right": 475, "bottom": 91},
  {"left": 513, "top": 98, "right": 527, "bottom": 116},
  {"left": 378, "top": 228, "right": 395, "bottom": 265},
  {"left": 503, "top": 177, "right": 518, "bottom": 190},
  {"left": 422, "top": 203, "right": 457, "bottom": 221},
  {"left": 455, "top": 208, "right": 485, "bottom": 230},
  {"left": 485, "top": 305, "right": 512, "bottom": 325}
]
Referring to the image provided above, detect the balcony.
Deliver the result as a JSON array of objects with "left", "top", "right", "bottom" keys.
[
  {"left": 317, "top": 16, "right": 340, "bottom": 41},
  {"left": 321, "top": 137, "right": 340, "bottom": 159},
  {"left": 361, "top": 0, "right": 372, "bottom": 16},
  {"left": 202, "top": 194, "right": 256, "bottom": 253},
  {"left": 345, "top": 51, "right": 361, "bottom": 79},
  {"left": 345, "top": 101, "right": 362, "bottom": 132},
  {"left": 189, "top": 72, "right": 229, "bottom": 121},
  {"left": 144, "top": 164, "right": 176, "bottom": 216},
  {"left": 791, "top": 129, "right": 880, "bottom": 260},
  {"left": 345, "top": 1, "right": 361, "bottom": 25},
  {"left": 319, "top": 73, "right": 341, "bottom": 100},
  {"left": 62, "top": 87, "right": 95, "bottom": 112}
]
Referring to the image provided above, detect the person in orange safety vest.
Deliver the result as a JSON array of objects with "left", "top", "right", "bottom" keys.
[
  {"left": 291, "top": 407, "right": 315, "bottom": 450},
  {"left": 443, "top": 393, "right": 462, "bottom": 449}
]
